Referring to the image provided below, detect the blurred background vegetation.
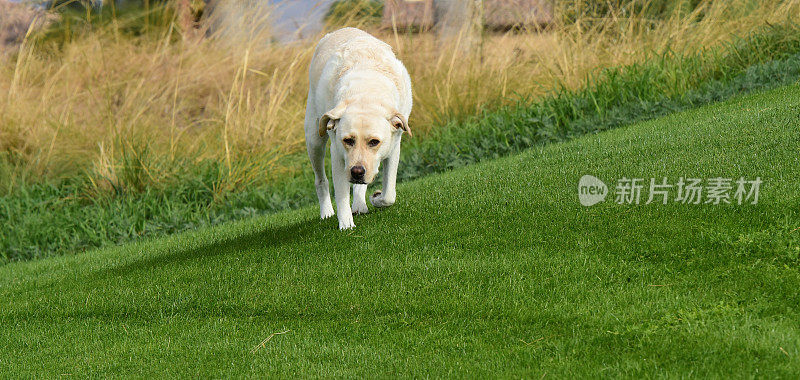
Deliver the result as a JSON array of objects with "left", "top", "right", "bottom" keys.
[{"left": 325, "top": 0, "right": 383, "bottom": 27}]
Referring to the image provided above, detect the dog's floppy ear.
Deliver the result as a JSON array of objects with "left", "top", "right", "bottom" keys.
[
  {"left": 390, "top": 114, "right": 411, "bottom": 137},
  {"left": 318, "top": 104, "right": 347, "bottom": 137}
]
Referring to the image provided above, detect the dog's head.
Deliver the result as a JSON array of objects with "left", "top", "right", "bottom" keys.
[{"left": 319, "top": 102, "right": 411, "bottom": 184}]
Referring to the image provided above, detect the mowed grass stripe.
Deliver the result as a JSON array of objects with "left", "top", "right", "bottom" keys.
[{"left": 0, "top": 85, "right": 799, "bottom": 377}]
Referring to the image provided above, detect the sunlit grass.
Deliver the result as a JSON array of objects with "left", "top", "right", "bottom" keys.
[{"left": 1, "top": 83, "right": 798, "bottom": 377}]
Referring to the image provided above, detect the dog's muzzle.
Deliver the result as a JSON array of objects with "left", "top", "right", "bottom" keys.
[{"left": 349, "top": 165, "right": 366, "bottom": 184}]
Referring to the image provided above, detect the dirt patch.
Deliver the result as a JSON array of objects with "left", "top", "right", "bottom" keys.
[{"left": 0, "top": 0, "right": 52, "bottom": 55}]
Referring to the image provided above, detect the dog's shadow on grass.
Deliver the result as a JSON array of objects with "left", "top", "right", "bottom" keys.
[{"left": 94, "top": 215, "right": 331, "bottom": 279}]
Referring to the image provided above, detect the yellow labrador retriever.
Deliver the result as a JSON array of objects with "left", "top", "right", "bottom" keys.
[{"left": 304, "top": 28, "right": 413, "bottom": 229}]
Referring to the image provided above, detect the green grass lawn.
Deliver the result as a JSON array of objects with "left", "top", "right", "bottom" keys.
[{"left": 2, "top": 84, "right": 799, "bottom": 377}]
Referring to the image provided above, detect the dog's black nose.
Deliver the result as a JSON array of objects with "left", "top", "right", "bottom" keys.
[{"left": 350, "top": 165, "right": 365, "bottom": 180}]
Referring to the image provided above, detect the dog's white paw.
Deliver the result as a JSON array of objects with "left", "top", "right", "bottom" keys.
[
  {"left": 351, "top": 201, "right": 369, "bottom": 215},
  {"left": 338, "top": 215, "right": 356, "bottom": 230},
  {"left": 320, "top": 202, "right": 335, "bottom": 219},
  {"left": 370, "top": 190, "right": 395, "bottom": 208}
]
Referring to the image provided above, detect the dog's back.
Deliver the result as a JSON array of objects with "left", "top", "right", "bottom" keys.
[{"left": 309, "top": 28, "right": 401, "bottom": 96}]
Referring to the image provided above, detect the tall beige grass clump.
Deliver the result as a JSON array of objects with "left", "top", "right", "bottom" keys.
[{"left": 1, "top": 0, "right": 798, "bottom": 196}]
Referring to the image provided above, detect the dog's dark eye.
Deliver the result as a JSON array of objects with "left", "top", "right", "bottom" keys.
[
  {"left": 368, "top": 139, "right": 381, "bottom": 147},
  {"left": 343, "top": 138, "right": 355, "bottom": 146}
]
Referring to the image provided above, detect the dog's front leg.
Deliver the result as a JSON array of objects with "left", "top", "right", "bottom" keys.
[
  {"left": 371, "top": 139, "right": 400, "bottom": 207},
  {"left": 306, "top": 136, "right": 334, "bottom": 219},
  {"left": 331, "top": 147, "right": 355, "bottom": 229},
  {"left": 351, "top": 184, "right": 369, "bottom": 214}
]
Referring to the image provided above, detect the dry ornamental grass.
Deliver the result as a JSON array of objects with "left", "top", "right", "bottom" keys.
[{"left": 0, "top": 0, "right": 798, "bottom": 196}]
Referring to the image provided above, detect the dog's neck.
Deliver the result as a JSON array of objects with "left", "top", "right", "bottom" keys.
[{"left": 335, "top": 69, "right": 400, "bottom": 112}]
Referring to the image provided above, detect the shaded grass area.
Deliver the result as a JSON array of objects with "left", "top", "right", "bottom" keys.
[
  {"left": 2, "top": 23, "right": 800, "bottom": 262},
  {"left": 1, "top": 84, "right": 799, "bottom": 377}
]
